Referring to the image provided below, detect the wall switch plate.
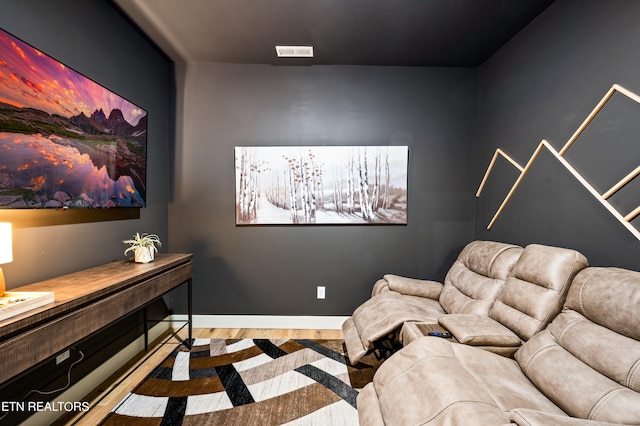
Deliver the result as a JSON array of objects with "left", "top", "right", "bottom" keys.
[
  {"left": 56, "top": 350, "right": 70, "bottom": 365},
  {"left": 317, "top": 286, "right": 325, "bottom": 299}
]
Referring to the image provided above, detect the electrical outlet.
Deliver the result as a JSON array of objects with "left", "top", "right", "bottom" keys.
[
  {"left": 317, "top": 286, "right": 326, "bottom": 299},
  {"left": 56, "top": 350, "right": 70, "bottom": 365}
]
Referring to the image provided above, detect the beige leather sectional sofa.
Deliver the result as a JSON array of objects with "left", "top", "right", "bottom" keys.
[{"left": 343, "top": 241, "right": 640, "bottom": 425}]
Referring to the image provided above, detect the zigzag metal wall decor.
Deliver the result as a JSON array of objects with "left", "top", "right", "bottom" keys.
[{"left": 476, "top": 84, "right": 640, "bottom": 241}]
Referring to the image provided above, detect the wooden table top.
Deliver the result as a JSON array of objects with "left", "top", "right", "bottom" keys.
[{"left": 0, "top": 253, "right": 193, "bottom": 339}]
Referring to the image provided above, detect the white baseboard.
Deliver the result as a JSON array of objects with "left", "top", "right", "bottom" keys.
[
  {"left": 169, "top": 314, "right": 349, "bottom": 330},
  {"left": 21, "top": 321, "right": 170, "bottom": 426}
]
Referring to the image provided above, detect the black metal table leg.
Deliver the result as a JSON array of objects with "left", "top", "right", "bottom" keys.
[
  {"left": 188, "top": 278, "right": 193, "bottom": 349},
  {"left": 143, "top": 305, "right": 149, "bottom": 351}
]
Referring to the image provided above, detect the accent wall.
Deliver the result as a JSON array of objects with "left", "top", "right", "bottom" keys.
[
  {"left": 169, "top": 64, "right": 477, "bottom": 315},
  {"left": 475, "top": 0, "right": 640, "bottom": 268}
]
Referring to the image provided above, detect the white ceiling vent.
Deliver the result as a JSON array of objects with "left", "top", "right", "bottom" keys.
[{"left": 275, "top": 45, "right": 314, "bottom": 58}]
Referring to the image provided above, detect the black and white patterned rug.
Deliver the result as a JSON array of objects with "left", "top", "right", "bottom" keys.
[{"left": 101, "top": 338, "right": 380, "bottom": 425}]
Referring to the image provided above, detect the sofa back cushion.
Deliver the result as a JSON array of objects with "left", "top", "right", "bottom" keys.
[
  {"left": 489, "top": 244, "right": 588, "bottom": 341},
  {"left": 515, "top": 267, "right": 640, "bottom": 424},
  {"left": 439, "top": 241, "right": 523, "bottom": 316}
]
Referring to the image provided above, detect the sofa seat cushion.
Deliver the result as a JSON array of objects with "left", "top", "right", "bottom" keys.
[
  {"left": 360, "top": 336, "right": 564, "bottom": 426},
  {"left": 351, "top": 291, "right": 446, "bottom": 350},
  {"left": 438, "top": 313, "right": 522, "bottom": 347}
]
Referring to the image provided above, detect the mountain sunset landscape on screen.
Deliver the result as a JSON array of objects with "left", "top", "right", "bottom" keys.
[{"left": 0, "top": 28, "right": 147, "bottom": 208}]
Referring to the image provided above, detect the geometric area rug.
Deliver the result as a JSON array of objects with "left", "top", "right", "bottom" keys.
[{"left": 100, "top": 338, "right": 381, "bottom": 425}]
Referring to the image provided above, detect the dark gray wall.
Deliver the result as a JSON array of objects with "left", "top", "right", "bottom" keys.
[
  {"left": 0, "top": 1, "right": 174, "bottom": 421},
  {"left": 0, "top": 0, "right": 173, "bottom": 286},
  {"left": 8, "top": 0, "right": 635, "bottom": 324},
  {"left": 475, "top": 0, "right": 640, "bottom": 268},
  {"left": 169, "top": 64, "right": 477, "bottom": 315}
]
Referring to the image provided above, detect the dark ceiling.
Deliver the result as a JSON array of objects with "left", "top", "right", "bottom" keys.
[{"left": 113, "top": 0, "right": 556, "bottom": 66}]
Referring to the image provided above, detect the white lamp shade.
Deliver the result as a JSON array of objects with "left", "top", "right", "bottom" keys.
[{"left": 0, "top": 223, "right": 12, "bottom": 264}]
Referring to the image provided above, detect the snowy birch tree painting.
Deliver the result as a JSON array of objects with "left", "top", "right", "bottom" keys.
[{"left": 235, "top": 146, "right": 408, "bottom": 225}]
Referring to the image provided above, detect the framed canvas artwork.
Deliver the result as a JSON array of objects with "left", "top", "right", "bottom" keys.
[{"left": 235, "top": 145, "right": 408, "bottom": 225}]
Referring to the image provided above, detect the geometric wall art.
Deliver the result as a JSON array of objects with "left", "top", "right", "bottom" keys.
[
  {"left": 235, "top": 146, "right": 408, "bottom": 225},
  {"left": 476, "top": 84, "right": 640, "bottom": 241}
]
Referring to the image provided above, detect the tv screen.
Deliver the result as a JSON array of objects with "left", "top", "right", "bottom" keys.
[{"left": 0, "top": 28, "right": 147, "bottom": 208}]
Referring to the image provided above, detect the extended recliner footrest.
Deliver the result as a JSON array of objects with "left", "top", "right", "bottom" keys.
[{"left": 343, "top": 317, "right": 370, "bottom": 364}]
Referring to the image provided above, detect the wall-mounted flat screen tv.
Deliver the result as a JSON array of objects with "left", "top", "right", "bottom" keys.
[{"left": 0, "top": 28, "right": 147, "bottom": 209}]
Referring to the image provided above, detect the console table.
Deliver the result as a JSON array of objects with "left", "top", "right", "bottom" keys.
[{"left": 0, "top": 253, "right": 193, "bottom": 386}]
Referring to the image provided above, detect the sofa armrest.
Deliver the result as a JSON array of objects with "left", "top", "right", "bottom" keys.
[
  {"left": 510, "top": 409, "right": 622, "bottom": 426},
  {"left": 382, "top": 274, "right": 443, "bottom": 299},
  {"left": 357, "top": 383, "right": 386, "bottom": 426},
  {"left": 371, "top": 278, "right": 391, "bottom": 296},
  {"left": 438, "top": 314, "right": 522, "bottom": 347}
]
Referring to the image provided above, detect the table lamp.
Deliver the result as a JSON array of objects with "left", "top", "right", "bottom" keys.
[{"left": 0, "top": 222, "right": 12, "bottom": 297}]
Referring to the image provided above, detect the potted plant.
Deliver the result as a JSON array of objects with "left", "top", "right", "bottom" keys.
[{"left": 123, "top": 233, "right": 162, "bottom": 263}]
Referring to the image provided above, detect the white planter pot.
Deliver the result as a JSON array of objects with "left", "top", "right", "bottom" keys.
[{"left": 134, "top": 246, "right": 155, "bottom": 263}]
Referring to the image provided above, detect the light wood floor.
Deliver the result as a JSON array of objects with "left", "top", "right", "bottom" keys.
[{"left": 61, "top": 328, "right": 344, "bottom": 425}]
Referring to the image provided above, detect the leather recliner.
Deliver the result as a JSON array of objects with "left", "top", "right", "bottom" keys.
[
  {"left": 342, "top": 240, "right": 524, "bottom": 364},
  {"left": 357, "top": 266, "right": 640, "bottom": 425},
  {"left": 402, "top": 243, "right": 589, "bottom": 357}
]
